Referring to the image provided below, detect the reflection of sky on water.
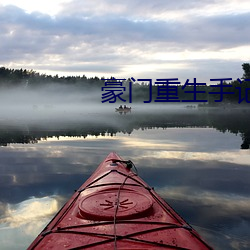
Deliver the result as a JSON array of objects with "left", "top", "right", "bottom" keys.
[
  {"left": 0, "top": 127, "right": 250, "bottom": 249},
  {"left": 0, "top": 196, "right": 61, "bottom": 250}
]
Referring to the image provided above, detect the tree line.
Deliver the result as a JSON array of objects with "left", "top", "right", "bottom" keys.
[
  {"left": 0, "top": 64, "right": 250, "bottom": 105},
  {"left": 0, "top": 67, "right": 104, "bottom": 89}
]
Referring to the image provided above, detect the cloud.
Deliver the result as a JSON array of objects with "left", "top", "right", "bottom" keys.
[
  {"left": 58, "top": 0, "right": 241, "bottom": 19},
  {"left": 0, "top": 196, "right": 59, "bottom": 229},
  {"left": 0, "top": 1, "right": 249, "bottom": 79},
  {"left": 0, "top": 196, "right": 62, "bottom": 249}
]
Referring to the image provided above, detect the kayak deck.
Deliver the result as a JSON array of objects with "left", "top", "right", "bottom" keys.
[{"left": 28, "top": 152, "right": 213, "bottom": 249}]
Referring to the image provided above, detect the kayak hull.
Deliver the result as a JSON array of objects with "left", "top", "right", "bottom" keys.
[{"left": 28, "top": 152, "right": 213, "bottom": 249}]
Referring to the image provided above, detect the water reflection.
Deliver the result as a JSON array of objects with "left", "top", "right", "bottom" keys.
[
  {"left": 0, "top": 196, "right": 62, "bottom": 250},
  {"left": 0, "top": 107, "right": 250, "bottom": 149},
  {"left": 0, "top": 111, "right": 250, "bottom": 249},
  {"left": 1, "top": 196, "right": 59, "bottom": 228}
]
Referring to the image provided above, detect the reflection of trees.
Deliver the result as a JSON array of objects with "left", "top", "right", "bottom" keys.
[
  {"left": 0, "top": 131, "right": 38, "bottom": 146},
  {"left": 0, "top": 109, "right": 250, "bottom": 149},
  {"left": 202, "top": 109, "right": 250, "bottom": 149},
  {"left": 241, "top": 139, "right": 249, "bottom": 149}
]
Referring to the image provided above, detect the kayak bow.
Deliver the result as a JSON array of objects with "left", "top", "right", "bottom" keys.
[{"left": 28, "top": 152, "right": 213, "bottom": 249}]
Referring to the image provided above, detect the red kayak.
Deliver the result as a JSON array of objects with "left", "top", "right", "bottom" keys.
[{"left": 28, "top": 152, "right": 213, "bottom": 249}]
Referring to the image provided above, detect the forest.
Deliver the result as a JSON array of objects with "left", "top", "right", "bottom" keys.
[{"left": 0, "top": 63, "right": 250, "bottom": 105}]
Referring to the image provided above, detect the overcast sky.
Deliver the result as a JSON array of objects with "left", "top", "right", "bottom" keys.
[{"left": 0, "top": 0, "right": 250, "bottom": 83}]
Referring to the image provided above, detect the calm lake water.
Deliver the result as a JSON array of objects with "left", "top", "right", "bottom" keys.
[{"left": 0, "top": 105, "right": 250, "bottom": 249}]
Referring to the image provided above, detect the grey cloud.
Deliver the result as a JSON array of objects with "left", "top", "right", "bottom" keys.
[
  {"left": 59, "top": 0, "right": 216, "bottom": 18},
  {"left": 1, "top": 4, "right": 249, "bottom": 50},
  {"left": 182, "top": 13, "right": 250, "bottom": 49},
  {"left": 40, "top": 64, "right": 121, "bottom": 74},
  {"left": 0, "top": 2, "right": 249, "bottom": 77}
]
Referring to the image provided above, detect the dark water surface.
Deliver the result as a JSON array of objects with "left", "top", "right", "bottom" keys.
[{"left": 0, "top": 106, "right": 250, "bottom": 249}]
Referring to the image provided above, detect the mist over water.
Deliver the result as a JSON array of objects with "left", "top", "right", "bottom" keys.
[
  {"left": 0, "top": 84, "right": 200, "bottom": 127},
  {"left": 0, "top": 84, "right": 250, "bottom": 149},
  {"left": 0, "top": 85, "right": 106, "bottom": 122}
]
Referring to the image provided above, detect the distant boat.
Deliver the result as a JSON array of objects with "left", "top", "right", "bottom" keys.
[{"left": 115, "top": 106, "right": 132, "bottom": 113}]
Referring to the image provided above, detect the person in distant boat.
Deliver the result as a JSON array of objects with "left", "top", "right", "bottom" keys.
[
  {"left": 124, "top": 105, "right": 127, "bottom": 109},
  {"left": 119, "top": 105, "right": 123, "bottom": 109}
]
